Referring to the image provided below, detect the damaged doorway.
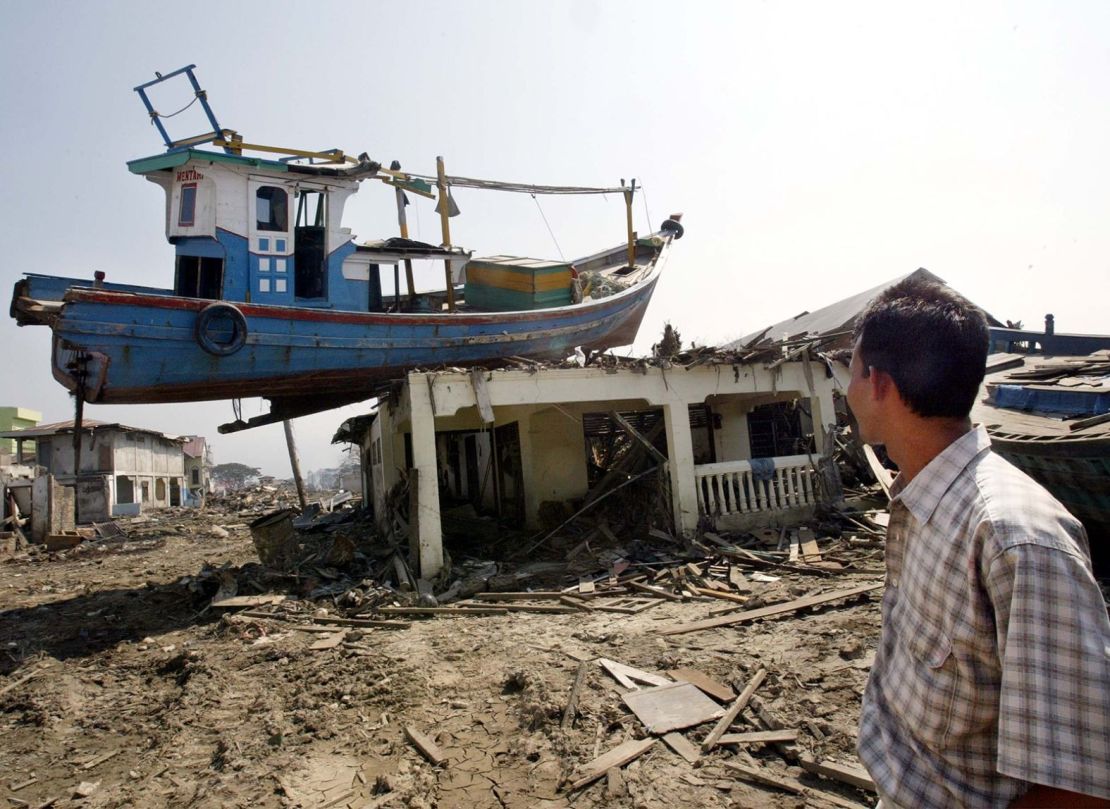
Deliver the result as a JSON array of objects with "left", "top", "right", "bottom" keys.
[
  {"left": 429, "top": 422, "right": 524, "bottom": 526},
  {"left": 581, "top": 409, "right": 673, "bottom": 534}
]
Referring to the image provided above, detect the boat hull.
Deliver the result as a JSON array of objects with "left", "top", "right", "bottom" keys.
[
  {"left": 986, "top": 427, "right": 1110, "bottom": 545},
  {"left": 43, "top": 272, "right": 659, "bottom": 405}
]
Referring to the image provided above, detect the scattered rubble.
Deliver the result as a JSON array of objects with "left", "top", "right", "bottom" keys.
[{"left": 0, "top": 464, "right": 901, "bottom": 808}]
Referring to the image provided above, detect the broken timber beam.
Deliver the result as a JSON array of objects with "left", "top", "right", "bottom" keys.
[
  {"left": 562, "top": 661, "right": 589, "bottom": 731},
  {"left": 568, "top": 738, "right": 656, "bottom": 791},
  {"left": 798, "top": 755, "right": 877, "bottom": 793},
  {"left": 659, "top": 583, "right": 883, "bottom": 636},
  {"left": 405, "top": 725, "right": 448, "bottom": 766},
  {"left": 721, "top": 760, "right": 804, "bottom": 795},
  {"left": 701, "top": 667, "right": 766, "bottom": 751}
]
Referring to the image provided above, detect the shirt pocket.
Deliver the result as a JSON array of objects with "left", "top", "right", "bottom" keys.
[{"left": 888, "top": 605, "right": 958, "bottom": 751}]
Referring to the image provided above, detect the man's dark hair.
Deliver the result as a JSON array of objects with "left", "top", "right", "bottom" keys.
[{"left": 854, "top": 277, "right": 989, "bottom": 418}]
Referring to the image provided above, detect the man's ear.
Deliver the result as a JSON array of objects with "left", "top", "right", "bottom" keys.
[{"left": 868, "top": 366, "right": 896, "bottom": 401}]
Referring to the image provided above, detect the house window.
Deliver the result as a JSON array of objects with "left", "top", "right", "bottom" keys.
[
  {"left": 179, "top": 184, "right": 197, "bottom": 226},
  {"left": 256, "top": 186, "right": 288, "bottom": 232},
  {"left": 191, "top": 468, "right": 200, "bottom": 485}
]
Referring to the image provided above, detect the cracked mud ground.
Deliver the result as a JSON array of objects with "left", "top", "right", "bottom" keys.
[{"left": 1, "top": 517, "right": 880, "bottom": 808}]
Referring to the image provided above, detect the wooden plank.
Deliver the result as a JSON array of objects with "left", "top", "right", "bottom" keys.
[
  {"left": 404, "top": 725, "right": 447, "bottom": 766},
  {"left": 666, "top": 668, "right": 735, "bottom": 703},
  {"left": 0, "top": 664, "right": 51, "bottom": 697},
  {"left": 690, "top": 586, "right": 749, "bottom": 604},
  {"left": 562, "top": 661, "right": 589, "bottom": 731},
  {"left": 701, "top": 668, "right": 766, "bottom": 751},
  {"left": 729, "top": 566, "right": 753, "bottom": 592},
  {"left": 473, "top": 591, "right": 576, "bottom": 601},
  {"left": 659, "top": 584, "right": 883, "bottom": 636},
  {"left": 377, "top": 606, "right": 508, "bottom": 616},
  {"left": 611, "top": 411, "right": 669, "bottom": 466},
  {"left": 568, "top": 737, "right": 656, "bottom": 791},
  {"left": 309, "top": 630, "right": 349, "bottom": 651},
  {"left": 799, "top": 527, "right": 822, "bottom": 563},
  {"left": 592, "top": 597, "right": 661, "bottom": 614},
  {"left": 661, "top": 731, "right": 700, "bottom": 764},
  {"left": 621, "top": 682, "right": 724, "bottom": 734},
  {"left": 626, "top": 580, "right": 683, "bottom": 601},
  {"left": 862, "top": 445, "right": 893, "bottom": 499},
  {"left": 721, "top": 760, "right": 804, "bottom": 795},
  {"left": 210, "top": 594, "right": 288, "bottom": 608},
  {"left": 559, "top": 595, "right": 594, "bottom": 611},
  {"left": 798, "top": 755, "right": 877, "bottom": 793},
  {"left": 311, "top": 616, "right": 411, "bottom": 629},
  {"left": 598, "top": 658, "right": 672, "bottom": 689},
  {"left": 469, "top": 368, "right": 495, "bottom": 424},
  {"left": 717, "top": 729, "right": 799, "bottom": 745},
  {"left": 1070, "top": 411, "right": 1110, "bottom": 431},
  {"left": 458, "top": 603, "right": 579, "bottom": 614}
]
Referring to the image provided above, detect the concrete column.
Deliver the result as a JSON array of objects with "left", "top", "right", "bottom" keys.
[
  {"left": 662, "top": 401, "right": 700, "bottom": 537},
  {"left": 809, "top": 388, "right": 837, "bottom": 455},
  {"left": 407, "top": 375, "right": 444, "bottom": 578}
]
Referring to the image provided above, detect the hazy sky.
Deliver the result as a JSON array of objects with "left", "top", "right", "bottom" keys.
[{"left": 2, "top": 1, "right": 1108, "bottom": 475}]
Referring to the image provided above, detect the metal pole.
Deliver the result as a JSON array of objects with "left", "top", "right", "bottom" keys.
[{"left": 283, "top": 420, "right": 308, "bottom": 511}]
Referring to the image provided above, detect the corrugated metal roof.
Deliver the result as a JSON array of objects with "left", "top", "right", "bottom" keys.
[
  {"left": 0, "top": 419, "right": 183, "bottom": 441},
  {"left": 728, "top": 268, "right": 946, "bottom": 349}
]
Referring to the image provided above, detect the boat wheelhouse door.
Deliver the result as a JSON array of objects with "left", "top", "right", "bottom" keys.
[
  {"left": 294, "top": 187, "right": 327, "bottom": 300},
  {"left": 248, "top": 179, "right": 293, "bottom": 302}
]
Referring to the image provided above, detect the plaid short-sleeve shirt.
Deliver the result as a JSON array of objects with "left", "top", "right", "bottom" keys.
[{"left": 858, "top": 426, "right": 1110, "bottom": 808}]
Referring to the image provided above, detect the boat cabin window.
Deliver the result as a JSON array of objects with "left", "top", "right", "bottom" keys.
[
  {"left": 256, "top": 186, "right": 288, "bottom": 232},
  {"left": 178, "top": 184, "right": 197, "bottom": 227},
  {"left": 176, "top": 256, "right": 224, "bottom": 300}
]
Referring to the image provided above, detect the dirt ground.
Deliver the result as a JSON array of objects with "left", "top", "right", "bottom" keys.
[{"left": 1, "top": 507, "right": 885, "bottom": 809}]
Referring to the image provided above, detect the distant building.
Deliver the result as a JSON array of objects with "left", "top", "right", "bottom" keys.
[
  {"left": 181, "top": 436, "right": 211, "bottom": 505},
  {"left": 0, "top": 419, "right": 189, "bottom": 521},
  {"left": 0, "top": 407, "right": 42, "bottom": 461}
]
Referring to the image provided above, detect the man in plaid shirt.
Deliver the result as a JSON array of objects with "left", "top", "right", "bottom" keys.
[{"left": 847, "top": 279, "right": 1109, "bottom": 807}]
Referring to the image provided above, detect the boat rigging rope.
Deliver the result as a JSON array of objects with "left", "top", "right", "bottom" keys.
[
  {"left": 640, "top": 183, "right": 654, "bottom": 235},
  {"left": 531, "top": 193, "right": 565, "bottom": 261},
  {"left": 148, "top": 91, "right": 203, "bottom": 122}
]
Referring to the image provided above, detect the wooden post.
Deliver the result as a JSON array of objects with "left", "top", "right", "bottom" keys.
[
  {"left": 283, "top": 420, "right": 308, "bottom": 511},
  {"left": 623, "top": 178, "right": 637, "bottom": 268},
  {"left": 436, "top": 156, "right": 456, "bottom": 312},
  {"left": 392, "top": 161, "right": 416, "bottom": 306}
]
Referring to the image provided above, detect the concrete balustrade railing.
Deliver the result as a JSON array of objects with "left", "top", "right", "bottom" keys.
[{"left": 694, "top": 454, "right": 821, "bottom": 517}]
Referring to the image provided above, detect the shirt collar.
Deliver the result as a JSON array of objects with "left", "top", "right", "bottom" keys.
[{"left": 889, "top": 424, "right": 991, "bottom": 525}]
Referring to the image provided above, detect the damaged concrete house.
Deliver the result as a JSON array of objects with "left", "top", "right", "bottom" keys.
[
  {"left": 0, "top": 419, "right": 197, "bottom": 527},
  {"left": 338, "top": 349, "right": 843, "bottom": 578}
]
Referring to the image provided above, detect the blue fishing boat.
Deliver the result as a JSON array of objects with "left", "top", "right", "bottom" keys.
[{"left": 10, "top": 66, "right": 682, "bottom": 430}]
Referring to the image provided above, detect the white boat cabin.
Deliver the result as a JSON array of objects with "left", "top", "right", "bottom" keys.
[{"left": 128, "top": 149, "right": 468, "bottom": 313}]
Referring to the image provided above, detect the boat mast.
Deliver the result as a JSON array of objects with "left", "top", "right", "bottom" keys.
[
  {"left": 436, "top": 156, "right": 456, "bottom": 312},
  {"left": 391, "top": 161, "right": 417, "bottom": 309},
  {"left": 623, "top": 178, "right": 637, "bottom": 268}
]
